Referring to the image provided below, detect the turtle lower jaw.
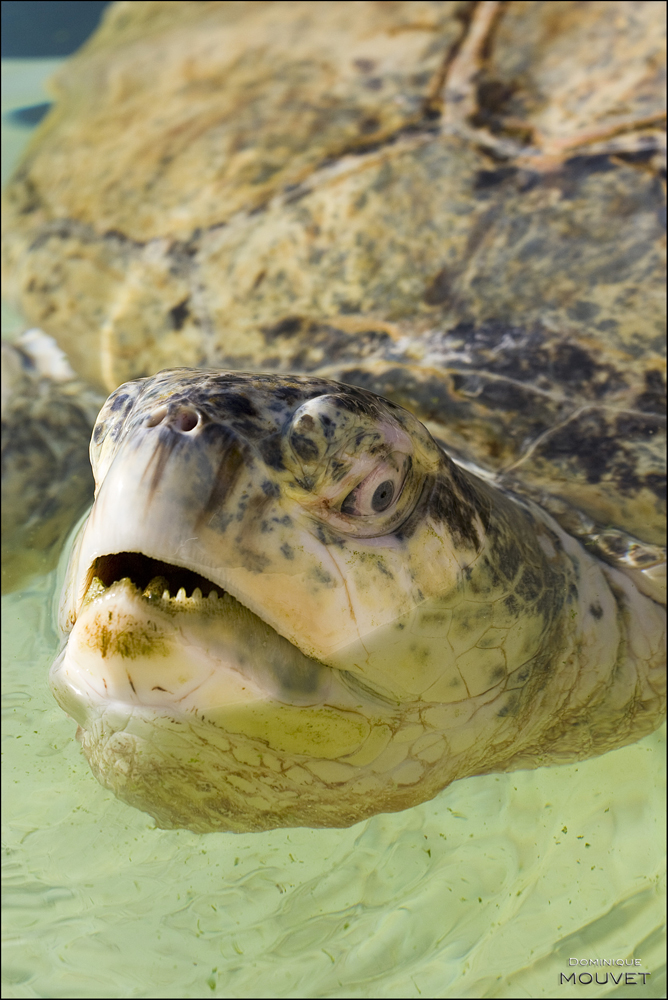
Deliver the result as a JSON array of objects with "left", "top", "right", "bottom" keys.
[{"left": 53, "top": 553, "right": 335, "bottom": 727}]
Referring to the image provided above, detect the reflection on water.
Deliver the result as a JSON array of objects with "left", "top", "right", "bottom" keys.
[{"left": 2, "top": 567, "right": 665, "bottom": 997}]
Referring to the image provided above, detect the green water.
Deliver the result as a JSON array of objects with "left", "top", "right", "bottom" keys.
[
  {"left": 2, "top": 570, "right": 665, "bottom": 998},
  {"left": 2, "top": 58, "right": 665, "bottom": 1000}
]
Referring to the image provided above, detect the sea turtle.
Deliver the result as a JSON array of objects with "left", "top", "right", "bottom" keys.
[
  {"left": 49, "top": 365, "right": 665, "bottom": 832},
  {"left": 1, "top": 0, "right": 665, "bottom": 832}
]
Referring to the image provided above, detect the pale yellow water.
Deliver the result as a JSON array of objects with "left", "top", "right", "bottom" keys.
[{"left": 2, "top": 60, "right": 665, "bottom": 1000}]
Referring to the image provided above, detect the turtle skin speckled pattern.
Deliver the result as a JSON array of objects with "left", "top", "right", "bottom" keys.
[{"left": 50, "top": 369, "right": 665, "bottom": 832}]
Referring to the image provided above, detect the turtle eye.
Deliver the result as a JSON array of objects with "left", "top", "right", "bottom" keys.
[
  {"left": 340, "top": 459, "right": 408, "bottom": 517},
  {"left": 371, "top": 480, "right": 395, "bottom": 511}
]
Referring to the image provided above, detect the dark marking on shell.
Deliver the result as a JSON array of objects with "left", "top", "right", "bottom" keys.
[
  {"left": 614, "top": 412, "right": 663, "bottom": 440},
  {"left": 423, "top": 267, "right": 453, "bottom": 306},
  {"left": 436, "top": 321, "right": 629, "bottom": 399},
  {"left": 474, "top": 166, "right": 518, "bottom": 192},
  {"left": 262, "top": 316, "right": 303, "bottom": 340},
  {"left": 536, "top": 408, "right": 665, "bottom": 498},
  {"left": 634, "top": 369, "right": 666, "bottom": 414},
  {"left": 284, "top": 185, "right": 311, "bottom": 204},
  {"left": 168, "top": 298, "right": 190, "bottom": 330}
]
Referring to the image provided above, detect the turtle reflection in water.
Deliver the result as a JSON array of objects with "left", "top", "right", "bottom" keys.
[{"left": 1, "top": 0, "right": 665, "bottom": 832}]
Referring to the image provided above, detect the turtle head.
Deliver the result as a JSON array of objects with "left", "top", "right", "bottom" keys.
[
  {"left": 60, "top": 368, "right": 484, "bottom": 673},
  {"left": 50, "top": 368, "right": 554, "bottom": 832}
]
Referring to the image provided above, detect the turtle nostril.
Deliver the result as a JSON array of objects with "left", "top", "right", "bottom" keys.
[
  {"left": 173, "top": 407, "right": 199, "bottom": 432},
  {"left": 146, "top": 406, "right": 200, "bottom": 431},
  {"left": 146, "top": 405, "right": 168, "bottom": 428}
]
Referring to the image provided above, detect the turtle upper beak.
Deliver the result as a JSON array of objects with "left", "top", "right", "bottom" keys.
[
  {"left": 75, "top": 400, "right": 364, "bottom": 660},
  {"left": 79, "top": 412, "right": 252, "bottom": 611}
]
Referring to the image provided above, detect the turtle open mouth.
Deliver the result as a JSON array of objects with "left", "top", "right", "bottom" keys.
[
  {"left": 73, "top": 551, "right": 396, "bottom": 713},
  {"left": 68, "top": 549, "right": 339, "bottom": 711},
  {"left": 84, "top": 552, "right": 223, "bottom": 603}
]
